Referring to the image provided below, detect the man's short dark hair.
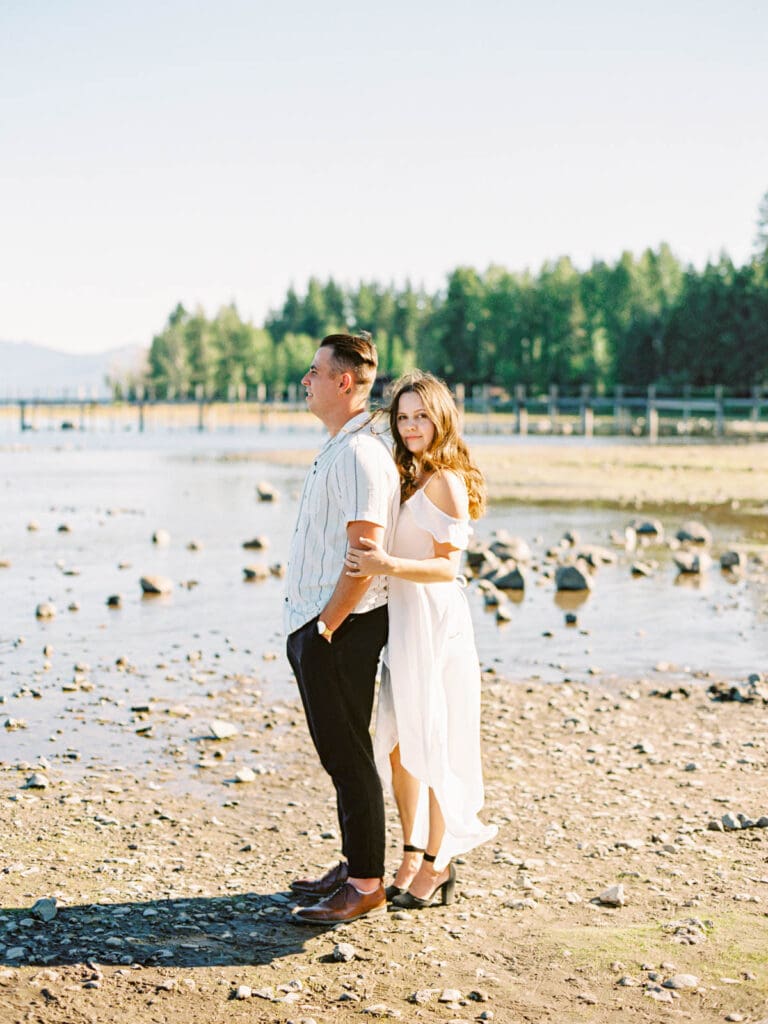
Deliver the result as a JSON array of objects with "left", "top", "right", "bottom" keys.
[{"left": 320, "top": 332, "right": 378, "bottom": 388}]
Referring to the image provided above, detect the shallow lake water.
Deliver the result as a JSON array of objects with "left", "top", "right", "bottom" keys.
[{"left": 1, "top": 427, "right": 766, "bottom": 775}]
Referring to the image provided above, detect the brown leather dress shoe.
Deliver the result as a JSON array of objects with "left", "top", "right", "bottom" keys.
[
  {"left": 292, "top": 882, "right": 386, "bottom": 925},
  {"left": 289, "top": 860, "right": 349, "bottom": 897}
]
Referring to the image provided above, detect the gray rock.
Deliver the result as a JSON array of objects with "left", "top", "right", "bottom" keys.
[
  {"left": 707, "top": 681, "right": 754, "bottom": 703},
  {"left": 465, "top": 542, "right": 492, "bottom": 571},
  {"left": 242, "top": 536, "right": 269, "bottom": 550},
  {"left": 439, "top": 989, "right": 463, "bottom": 1002},
  {"left": 596, "top": 884, "right": 625, "bottom": 907},
  {"left": 32, "top": 898, "right": 58, "bottom": 922},
  {"left": 490, "top": 536, "right": 531, "bottom": 562},
  {"left": 676, "top": 521, "right": 712, "bottom": 546},
  {"left": 209, "top": 720, "right": 239, "bottom": 740},
  {"left": 23, "top": 772, "right": 49, "bottom": 789},
  {"left": 577, "top": 545, "right": 617, "bottom": 567},
  {"left": 662, "top": 974, "right": 699, "bottom": 990},
  {"left": 495, "top": 604, "right": 512, "bottom": 623},
  {"left": 186, "top": 539, "right": 203, "bottom": 551},
  {"left": 234, "top": 767, "right": 256, "bottom": 783},
  {"left": 494, "top": 565, "right": 525, "bottom": 590},
  {"left": 235, "top": 985, "right": 252, "bottom": 999},
  {"left": 632, "top": 518, "right": 664, "bottom": 540},
  {"left": 140, "top": 575, "right": 173, "bottom": 595},
  {"left": 555, "top": 563, "right": 592, "bottom": 591},
  {"left": 243, "top": 564, "right": 269, "bottom": 581},
  {"left": 644, "top": 985, "right": 673, "bottom": 1002},
  {"left": 630, "top": 561, "right": 655, "bottom": 577},
  {"left": 106, "top": 594, "right": 122, "bottom": 608},
  {"left": 256, "top": 481, "right": 280, "bottom": 502},
  {"left": 482, "top": 585, "right": 502, "bottom": 607},
  {"left": 674, "top": 551, "right": 712, "bottom": 574},
  {"left": 152, "top": 529, "right": 171, "bottom": 546},
  {"left": 332, "top": 942, "right": 356, "bottom": 962},
  {"left": 409, "top": 990, "right": 434, "bottom": 1005},
  {"left": 504, "top": 897, "right": 537, "bottom": 910},
  {"left": 478, "top": 553, "right": 504, "bottom": 580},
  {"left": 721, "top": 812, "right": 741, "bottom": 830},
  {"left": 35, "top": 603, "right": 56, "bottom": 620},
  {"left": 720, "top": 550, "right": 746, "bottom": 570}
]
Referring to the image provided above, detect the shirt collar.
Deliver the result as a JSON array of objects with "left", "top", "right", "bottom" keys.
[
  {"left": 339, "top": 410, "right": 372, "bottom": 436},
  {"left": 320, "top": 410, "right": 371, "bottom": 451}
]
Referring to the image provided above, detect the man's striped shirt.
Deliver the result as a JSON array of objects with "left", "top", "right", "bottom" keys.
[{"left": 284, "top": 411, "right": 400, "bottom": 635}]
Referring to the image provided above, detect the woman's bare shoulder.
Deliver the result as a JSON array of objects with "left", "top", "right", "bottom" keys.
[{"left": 424, "top": 470, "right": 469, "bottom": 519}]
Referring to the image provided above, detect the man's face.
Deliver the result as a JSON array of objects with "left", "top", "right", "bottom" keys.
[{"left": 301, "top": 346, "right": 339, "bottom": 419}]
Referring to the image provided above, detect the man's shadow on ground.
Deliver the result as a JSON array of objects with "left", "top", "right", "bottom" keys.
[{"left": 0, "top": 890, "right": 339, "bottom": 969}]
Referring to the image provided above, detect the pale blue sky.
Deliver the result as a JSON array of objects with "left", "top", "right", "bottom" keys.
[{"left": 1, "top": 0, "right": 766, "bottom": 353}]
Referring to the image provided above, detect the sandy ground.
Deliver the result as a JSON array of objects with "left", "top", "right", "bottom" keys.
[
  {"left": 2, "top": 439, "right": 768, "bottom": 1023},
  {"left": 2, "top": 678, "right": 768, "bottom": 1024},
  {"left": 244, "top": 440, "right": 768, "bottom": 515}
]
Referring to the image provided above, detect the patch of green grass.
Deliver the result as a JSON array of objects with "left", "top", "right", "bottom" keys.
[{"left": 542, "top": 915, "right": 768, "bottom": 995}]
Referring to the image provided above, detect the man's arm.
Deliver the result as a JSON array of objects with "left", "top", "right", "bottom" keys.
[{"left": 319, "top": 520, "right": 384, "bottom": 635}]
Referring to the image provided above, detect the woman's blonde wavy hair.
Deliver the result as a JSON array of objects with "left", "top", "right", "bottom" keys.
[{"left": 386, "top": 370, "right": 486, "bottom": 520}]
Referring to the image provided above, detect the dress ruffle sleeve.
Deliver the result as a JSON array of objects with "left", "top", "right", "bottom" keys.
[{"left": 408, "top": 489, "right": 471, "bottom": 550}]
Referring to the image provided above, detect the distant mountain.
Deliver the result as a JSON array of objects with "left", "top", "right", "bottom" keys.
[{"left": 0, "top": 341, "right": 147, "bottom": 398}]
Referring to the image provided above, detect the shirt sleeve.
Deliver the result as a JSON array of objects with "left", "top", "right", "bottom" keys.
[
  {"left": 331, "top": 437, "right": 396, "bottom": 528},
  {"left": 409, "top": 491, "right": 472, "bottom": 550}
]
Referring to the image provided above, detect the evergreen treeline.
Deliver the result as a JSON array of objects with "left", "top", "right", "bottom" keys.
[{"left": 136, "top": 243, "right": 768, "bottom": 401}]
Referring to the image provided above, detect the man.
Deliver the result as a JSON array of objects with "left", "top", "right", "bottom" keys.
[{"left": 284, "top": 332, "right": 399, "bottom": 924}]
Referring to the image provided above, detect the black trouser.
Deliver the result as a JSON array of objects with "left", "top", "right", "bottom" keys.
[{"left": 287, "top": 605, "right": 388, "bottom": 879}]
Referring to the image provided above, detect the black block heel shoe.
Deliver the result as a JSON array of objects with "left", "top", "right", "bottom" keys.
[
  {"left": 390, "top": 855, "right": 456, "bottom": 910},
  {"left": 385, "top": 843, "right": 424, "bottom": 901}
]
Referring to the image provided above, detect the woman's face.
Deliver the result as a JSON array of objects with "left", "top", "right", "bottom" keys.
[{"left": 395, "top": 390, "right": 436, "bottom": 457}]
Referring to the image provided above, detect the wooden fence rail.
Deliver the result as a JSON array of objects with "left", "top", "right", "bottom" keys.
[{"left": 1, "top": 384, "right": 766, "bottom": 442}]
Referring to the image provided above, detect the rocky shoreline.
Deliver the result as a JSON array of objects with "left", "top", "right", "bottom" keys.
[
  {"left": 2, "top": 438, "right": 768, "bottom": 1022},
  {"left": 3, "top": 675, "right": 768, "bottom": 1024}
]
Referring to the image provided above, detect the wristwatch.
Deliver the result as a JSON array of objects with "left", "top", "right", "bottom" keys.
[{"left": 317, "top": 619, "right": 334, "bottom": 642}]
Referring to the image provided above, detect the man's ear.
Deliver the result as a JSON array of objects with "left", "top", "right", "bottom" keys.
[{"left": 338, "top": 371, "right": 353, "bottom": 394}]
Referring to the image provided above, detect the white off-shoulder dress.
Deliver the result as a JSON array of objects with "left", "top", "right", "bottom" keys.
[{"left": 374, "top": 479, "right": 497, "bottom": 864}]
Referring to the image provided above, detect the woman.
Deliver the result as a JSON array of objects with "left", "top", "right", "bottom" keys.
[{"left": 345, "top": 371, "right": 497, "bottom": 909}]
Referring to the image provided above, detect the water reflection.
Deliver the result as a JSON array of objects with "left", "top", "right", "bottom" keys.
[{"left": 553, "top": 590, "right": 592, "bottom": 611}]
